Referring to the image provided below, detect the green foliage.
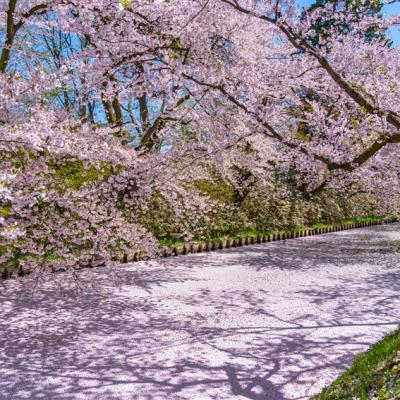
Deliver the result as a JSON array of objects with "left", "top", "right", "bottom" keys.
[
  {"left": 194, "top": 177, "right": 236, "bottom": 203},
  {"left": 137, "top": 167, "right": 393, "bottom": 248},
  {"left": 119, "top": 0, "right": 132, "bottom": 9},
  {"left": 137, "top": 194, "right": 183, "bottom": 243},
  {"left": 0, "top": 206, "right": 10, "bottom": 216},
  {"left": 170, "top": 37, "right": 187, "bottom": 60},
  {"left": 48, "top": 160, "right": 113, "bottom": 190}
]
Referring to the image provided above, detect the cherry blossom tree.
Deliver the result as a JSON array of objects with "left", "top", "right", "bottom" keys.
[{"left": 1, "top": 0, "right": 399, "bottom": 275}]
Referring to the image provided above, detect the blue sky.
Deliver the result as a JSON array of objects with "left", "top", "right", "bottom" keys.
[{"left": 296, "top": 0, "right": 400, "bottom": 44}]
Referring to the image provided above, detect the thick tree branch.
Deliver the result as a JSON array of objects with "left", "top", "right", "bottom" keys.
[{"left": 217, "top": 0, "right": 400, "bottom": 171}]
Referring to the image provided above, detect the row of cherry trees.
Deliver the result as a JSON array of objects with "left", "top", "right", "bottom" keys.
[{"left": 1, "top": 0, "right": 399, "bottom": 274}]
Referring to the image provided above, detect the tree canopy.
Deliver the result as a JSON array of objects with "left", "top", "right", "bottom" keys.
[{"left": 1, "top": 0, "right": 399, "bottom": 274}]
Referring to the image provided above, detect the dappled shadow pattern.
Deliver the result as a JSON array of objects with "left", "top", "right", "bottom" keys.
[{"left": 0, "top": 224, "right": 399, "bottom": 399}]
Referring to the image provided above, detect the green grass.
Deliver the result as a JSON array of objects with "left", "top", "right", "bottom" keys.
[
  {"left": 158, "top": 238, "right": 186, "bottom": 247},
  {"left": 311, "top": 215, "right": 390, "bottom": 229},
  {"left": 312, "top": 328, "right": 400, "bottom": 400}
]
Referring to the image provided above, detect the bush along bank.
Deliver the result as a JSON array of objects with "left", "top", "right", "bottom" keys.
[
  {"left": 2, "top": 214, "right": 398, "bottom": 279},
  {"left": 121, "top": 214, "right": 399, "bottom": 263}
]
